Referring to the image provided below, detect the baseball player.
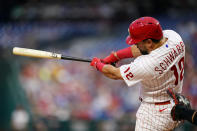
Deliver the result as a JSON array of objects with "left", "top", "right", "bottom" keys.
[{"left": 90, "top": 16, "right": 185, "bottom": 130}]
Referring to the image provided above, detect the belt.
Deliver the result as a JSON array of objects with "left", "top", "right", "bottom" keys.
[
  {"left": 154, "top": 101, "right": 170, "bottom": 105},
  {"left": 139, "top": 97, "right": 171, "bottom": 105}
]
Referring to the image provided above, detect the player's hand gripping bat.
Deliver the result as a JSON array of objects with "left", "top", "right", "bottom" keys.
[{"left": 13, "top": 47, "right": 116, "bottom": 66}]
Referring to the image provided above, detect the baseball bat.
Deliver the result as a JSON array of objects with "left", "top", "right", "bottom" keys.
[{"left": 12, "top": 47, "right": 92, "bottom": 63}]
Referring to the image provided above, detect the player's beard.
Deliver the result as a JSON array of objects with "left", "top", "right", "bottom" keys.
[
  {"left": 137, "top": 43, "right": 149, "bottom": 55},
  {"left": 139, "top": 48, "right": 149, "bottom": 55}
]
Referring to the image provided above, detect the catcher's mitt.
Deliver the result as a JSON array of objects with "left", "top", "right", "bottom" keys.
[{"left": 167, "top": 88, "right": 191, "bottom": 121}]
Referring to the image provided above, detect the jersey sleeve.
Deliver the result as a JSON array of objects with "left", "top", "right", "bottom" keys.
[{"left": 119, "top": 57, "right": 152, "bottom": 87}]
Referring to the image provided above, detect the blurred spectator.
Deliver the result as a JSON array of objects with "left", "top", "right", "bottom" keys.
[{"left": 11, "top": 105, "right": 29, "bottom": 131}]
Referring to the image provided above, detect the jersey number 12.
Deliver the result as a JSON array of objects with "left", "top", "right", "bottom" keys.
[{"left": 171, "top": 57, "right": 184, "bottom": 85}]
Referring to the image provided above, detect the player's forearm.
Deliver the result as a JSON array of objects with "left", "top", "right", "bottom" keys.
[
  {"left": 101, "top": 65, "right": 123, "bottom": 80},
  {"left": 90, "top": 57, "right": 123, "bottom": 80},
  {"left": 114, "top": 45, "right": 141, "bottom": 59},
  {"left": 102, "top": 45, "right": 141, "bottom": 64}
]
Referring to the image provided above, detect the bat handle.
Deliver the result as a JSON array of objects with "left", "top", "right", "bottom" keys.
[
  {"left": 61, "top": 55, "right": 116, "bottom": 67},
  {"left": 61, "top": 55, "right": 92, "bottom": 62}
]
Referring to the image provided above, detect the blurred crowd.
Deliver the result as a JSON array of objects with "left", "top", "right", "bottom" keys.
[
  {"left": 19, "top": 59, "right": 139, "bottom": 130},
  {"left": 1, "top": 0, "right": 197, "bottom": 22},
  {"left": 14, "top": 26, "right": 140, "bottom": 130}
]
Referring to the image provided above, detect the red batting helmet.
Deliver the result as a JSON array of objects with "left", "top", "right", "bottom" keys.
[{"left": 126, "top": 17, "right": 163, "bottom": 45}]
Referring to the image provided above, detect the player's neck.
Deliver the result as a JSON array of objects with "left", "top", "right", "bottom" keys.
[{"left": 152, "top": 37, "right": 168, "bottom": 51}]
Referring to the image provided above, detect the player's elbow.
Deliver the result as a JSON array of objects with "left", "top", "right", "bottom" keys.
[
  {"left": 104, "top": 73, "right": 122, "bottom": 80},
  {"left": 111, "top": 70, "right": 123, "bottom": 80},
  {"left": 112, "top": 76, "right": 123, "bottom": 80}
]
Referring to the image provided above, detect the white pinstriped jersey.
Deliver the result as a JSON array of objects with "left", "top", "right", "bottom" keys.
[{"left": 120, "top": 30, "right": 185, "bottom": 103}]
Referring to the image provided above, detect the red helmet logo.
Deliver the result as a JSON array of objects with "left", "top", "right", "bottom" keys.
[{"left": 126, "top": 17, "right": 163, "bottom": 45}]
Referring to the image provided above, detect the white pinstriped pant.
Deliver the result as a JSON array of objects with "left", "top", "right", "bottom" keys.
[{"left": 135, "top": 100, "right": 181, "bottom": 131}]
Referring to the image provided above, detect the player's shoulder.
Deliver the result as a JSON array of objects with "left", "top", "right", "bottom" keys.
[
  {"left": 163, "top": 30, "right": 183, "bottom": 41},
  {"left": 133, "top": 55, "right": 155, "bottom": 75},
  {"left": 163, "top": 29, "right": 178, "bottom": 34},
  {"left": 134, "top": 54, "right": 153, "bottom": 64}
]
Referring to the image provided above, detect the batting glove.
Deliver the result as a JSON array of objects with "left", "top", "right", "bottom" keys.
[{"left": 90, "top": 57, "right": 105, "bottom": 72}]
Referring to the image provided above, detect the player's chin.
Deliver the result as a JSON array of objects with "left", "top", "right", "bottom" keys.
[{"left": 140, "top": 50, "right": 149, "bottom": 55}]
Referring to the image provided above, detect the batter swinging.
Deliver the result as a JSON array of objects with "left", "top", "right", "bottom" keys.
[{"left": 90, "top": 17, "right": 185, "bottom": 131}]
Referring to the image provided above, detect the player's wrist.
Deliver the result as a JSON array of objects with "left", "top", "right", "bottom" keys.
[
  {"left": 102, "top": 47, "right": 133, "bottom": 64},
  {"left": 116, "top": 46, "right": 133, "bottom": 59},
  {"left": 96, "top": 62, "right": 105, "bottom": 72},
  {"left": 90, "top": 57, "right": 105, "bottom": 72},
  {"left": 102, "top": 53, "right": 119, "bottom": 64}
]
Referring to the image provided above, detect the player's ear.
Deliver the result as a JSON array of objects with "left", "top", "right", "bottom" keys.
[{"left": 145, "top": 39, "right": 154, "bottom": 48}]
